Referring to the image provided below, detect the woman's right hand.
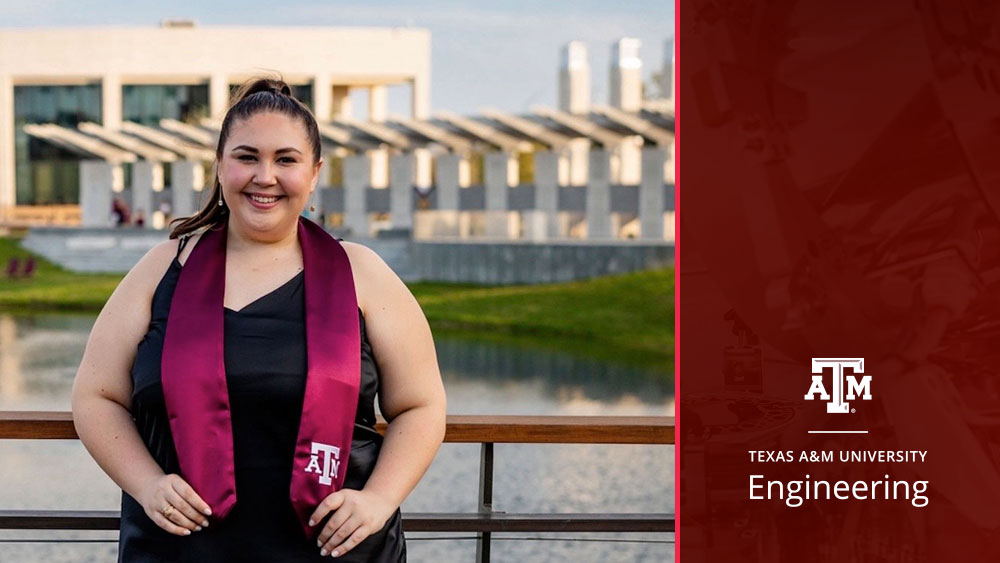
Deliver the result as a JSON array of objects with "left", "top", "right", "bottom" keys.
[{"left": 139, "top": 473, "right": 212, "bottom": 536}]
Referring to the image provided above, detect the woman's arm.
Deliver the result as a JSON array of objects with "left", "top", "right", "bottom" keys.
[
  {"left": 312, "top": 243, "right": 447, "bottom": 557},
  {"left": 71, "top": 239, "right": 211, "bottom": 536}
]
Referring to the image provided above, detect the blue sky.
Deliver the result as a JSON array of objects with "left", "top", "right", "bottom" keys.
[{"left": 0, "top": 0, "right": 673, "bottom": 116}]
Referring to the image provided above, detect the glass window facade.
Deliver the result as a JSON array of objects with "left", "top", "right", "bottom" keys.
[
  {"left": 122, "top": 84, "right": 210, "bottom": 126},
  {"left": 14, "top": 84, "right": 102, "bottom": 205},
  {"left": 291, "top": 84, "right": 314, "bottom": 111},
  {"left": 13, "top": 81, "right": 312, "bottom": 207}
]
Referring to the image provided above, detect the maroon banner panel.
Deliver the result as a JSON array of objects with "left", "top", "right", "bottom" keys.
[{"left": 678, "top": 0, "right": 1000, "bottom": 561}]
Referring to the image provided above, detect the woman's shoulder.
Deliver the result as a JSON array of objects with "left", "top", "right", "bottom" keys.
[
  {"left": 339, "top": 240, "right": 382, "bottom": 268},
  {"left": 126, "top": 239, "right": 180, "bottom": 288},
  {"left": 120, "top": 231, "right": 203, "bottom": 296},
  {"left": 338, "top": 241, "right": 404, "bottom": 317},
  {"left": 92, "top": 236, "right": 181, "bottom": 327},
  {"left": 340, "top": 241, "right": 401, "bottom": 284}
]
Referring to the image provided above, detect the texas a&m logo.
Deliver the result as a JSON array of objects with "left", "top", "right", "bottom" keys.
[
  {"left": 805, "top": 358, "right": 871, "bottom": 413},
  {"left": 304, "top": 442, "right": 341, "bottom": 485}
]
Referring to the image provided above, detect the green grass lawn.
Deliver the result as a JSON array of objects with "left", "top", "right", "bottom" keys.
[
  {"left": 0, "top": 238, "right": 122, "bottom": 311},
  {"left": 411, "top": 269, "right": 673, "bottom": 372},
  {"left": 0, "top": 237, "right": 674, "bottom": 375}
]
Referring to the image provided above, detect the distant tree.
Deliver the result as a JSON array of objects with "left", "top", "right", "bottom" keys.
[
  {"left": 327, "top": 156, "right": 344, "bottom": 188},
  {"left": 468, "top": 151, "right": 484, "bottom": 185},
  {"left": 646, "top": 70, "right": 668, "bottom": 99}
]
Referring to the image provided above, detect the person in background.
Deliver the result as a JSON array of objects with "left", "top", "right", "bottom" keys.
[
  {"left": 159, "top": 199, "right": 172, "bottom": 224},
  {"left": 112, "top": 197, "right": 131, "bottom": 227},
  {"left": 72, "top": 77, "right": 446, "bottom": 562}
]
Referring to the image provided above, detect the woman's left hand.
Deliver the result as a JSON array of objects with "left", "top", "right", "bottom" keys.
[{"left": 310, "top": 488, "right": 397, "bottom": 557}]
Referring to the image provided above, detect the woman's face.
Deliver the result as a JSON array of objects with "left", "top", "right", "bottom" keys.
[{"left": 218, "top": 111, "right": 321, "bottom": 239}]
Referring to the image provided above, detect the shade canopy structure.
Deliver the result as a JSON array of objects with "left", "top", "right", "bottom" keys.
[
  {"left": 434, "top": 111, "right": 534, "bottom": 153},
  {"left": 25, "top": 105, "right": 673, "bottom": 166},
  {"left": 160, "top": 119, "right": 217, "bottom": 147},
  {"left": 530, "top": 106, "right": 625, "bottom": 148},
  {"left": 78, "top": 122, "right": 179, "bottom": 162},
  {"left": 591, "top": 105, "right": 673, "bottom": 146},
  {"left": 480, "top": 109, "right": 573, "bottom": 151},
  {"left": 336, "top": 117, "right": 413, "bottom": 150},
  {"left": 23, "top": 124, "right": 138, "bottom": 164},
  {"left": 389, "top": 115, "right": 474, "bottom": 154},
  {"left": 120, "top": 121, "right": 215, "bottom": 162}
]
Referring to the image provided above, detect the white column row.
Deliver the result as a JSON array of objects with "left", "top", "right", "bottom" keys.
[
  {"left": 78, "top": 148, "right": 671, "bottom": 241},
  {"left": 79, "top": 160, "right": 204, "bottom": 228}
]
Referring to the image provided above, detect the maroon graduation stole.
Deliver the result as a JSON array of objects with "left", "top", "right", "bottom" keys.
[{"left": 161, "top": 217, "right": 360, "bottom": 538}]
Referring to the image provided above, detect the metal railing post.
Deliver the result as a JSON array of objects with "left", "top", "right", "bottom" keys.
[{"left": 476, "top": 442, "right": 494, "bottom": 563}]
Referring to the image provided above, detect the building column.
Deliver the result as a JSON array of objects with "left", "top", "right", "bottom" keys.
[
  {"left": 665, "top": 139, "right": 675, "bottom": 183},
  {"left": 101, "top": 74, "right": 123, "bottom": 130},
  {"left": 368, "top": 85, "right": 387, "bottom": 123},
  {"left": 209, "top": 73, "right": 230, "bottom": 119},
  {"left": 559, "top": 41, "right": 591, "bottom": 115},
  {"left": 640, "top": 147, "right": 667, "bottom": 241},
  {"left": 610, "top": 38, "right": 643, "bottom": 112},
  {"left": 111, "top": 165, "right": 125, "bottom": 193},
  {"left": 413, "top": 148, "right": 432, "bottom": 189},
  {"left": 530, "top": 151, "right": 560, "bottom": 240},
  {"left": 586, "top": 150, "right": 612, "bottom": 239},
  {"left": 484, "top": 152, "right": 513, "bottom": 238},
  {"left": 663, "top": 38, "right": 675, "bottom": 101},
  {"left": 434, "top": 154, "right": 461, "bottom": 211},
  {"left": 131, "top": 161, "right": 163, "bottom": 224},
  {"left": 80, "top": 160, "right": 113, "bottom": 227},
  {"left": 313, "top": 74, "right": 332, "bottom": 121},
  {"left": 411, "top": 75, "right": 430, "bottom": 120},
  {"left": 421, "top": 153, "right": 463, "bottom": 238},
  {"left": 506, "top": 155, "right": 519, "bottom": 187},
  {"left": 458, "top": 157, "right": 471, "bottom": 187},
  {"left": 332, "top": 86, "right": 352, "bottom": 119},
  {"left": 343, "top": 154, "right": 369, "bottom": 236},
  {"left": 389, "top": 152, "right": 414, "bottom": 229},
  {"left": 368, "top": 148, "right": 389, "bottom": 189},
  {"left": 171, "top": 160, "right": 204, "bottom": 219},
  {"left": 614, "top": 135, "right": 644, "bottom": 185},
  {"left": 566, "top": 138, "right": 591, "bottom": 186},
  {"left": 0, "top": 74, "right": 14, "bottom": 210}
]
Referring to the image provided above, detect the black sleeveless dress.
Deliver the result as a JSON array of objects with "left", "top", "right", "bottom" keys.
[{"left": 119, "top": 241, "right": 406, "bottom": 562}]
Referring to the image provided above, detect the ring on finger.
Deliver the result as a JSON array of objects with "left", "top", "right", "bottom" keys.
[{"left": 161, "top": 504, "right": 175, "bottom": 519}]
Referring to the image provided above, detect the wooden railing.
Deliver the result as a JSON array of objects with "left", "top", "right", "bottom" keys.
[{"left": 0, "top": 412, "right": 674, "bottom": 562}]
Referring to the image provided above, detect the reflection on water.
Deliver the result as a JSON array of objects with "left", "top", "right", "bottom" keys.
[
  {"left": 0, "top": 313, "right": 672, "bottom": 412},
  {"left": 0, "top": 313, "right": 672, "bottom": 562},
  {"left": 0, "top": 314, "right": 96, "bottom": 410},
  {"left": 436, "top": 336, "right": 670, "bottom": 409}
]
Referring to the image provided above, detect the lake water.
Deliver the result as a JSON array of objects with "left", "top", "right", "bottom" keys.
[{"left": 0, "top": 313, "right": 673, "bottom": 562}]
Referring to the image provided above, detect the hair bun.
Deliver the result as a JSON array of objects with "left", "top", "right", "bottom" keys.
[{"left": 241, "top": 78, "right": 292, "bottom": 100}]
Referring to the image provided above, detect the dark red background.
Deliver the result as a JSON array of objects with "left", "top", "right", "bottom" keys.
[{"left": 678, "top": 0, "right": 1000, "bottom": 560}]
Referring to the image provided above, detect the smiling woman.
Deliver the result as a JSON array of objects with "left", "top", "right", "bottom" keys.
[
  {"left": 170, "top": 80, "right": 324, "bottom": 243},
  {"left": 221, "top": 112, "right": 318, "bottom": 238},
  {"left": 70, "top": 77, "right": 446, "bottom": 562}
]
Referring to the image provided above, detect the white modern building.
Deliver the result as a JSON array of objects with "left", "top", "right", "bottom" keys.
[
  {"left": 1, "top": 24, "right": 673, "bottom": 246},
  {"left": 0, "top": 22, "right": 431, "bottom": 214}
]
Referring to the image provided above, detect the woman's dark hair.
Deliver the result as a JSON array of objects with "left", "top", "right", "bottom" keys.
[{"left": 168, "top": 77, "right": 322, "bottom": 239}]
